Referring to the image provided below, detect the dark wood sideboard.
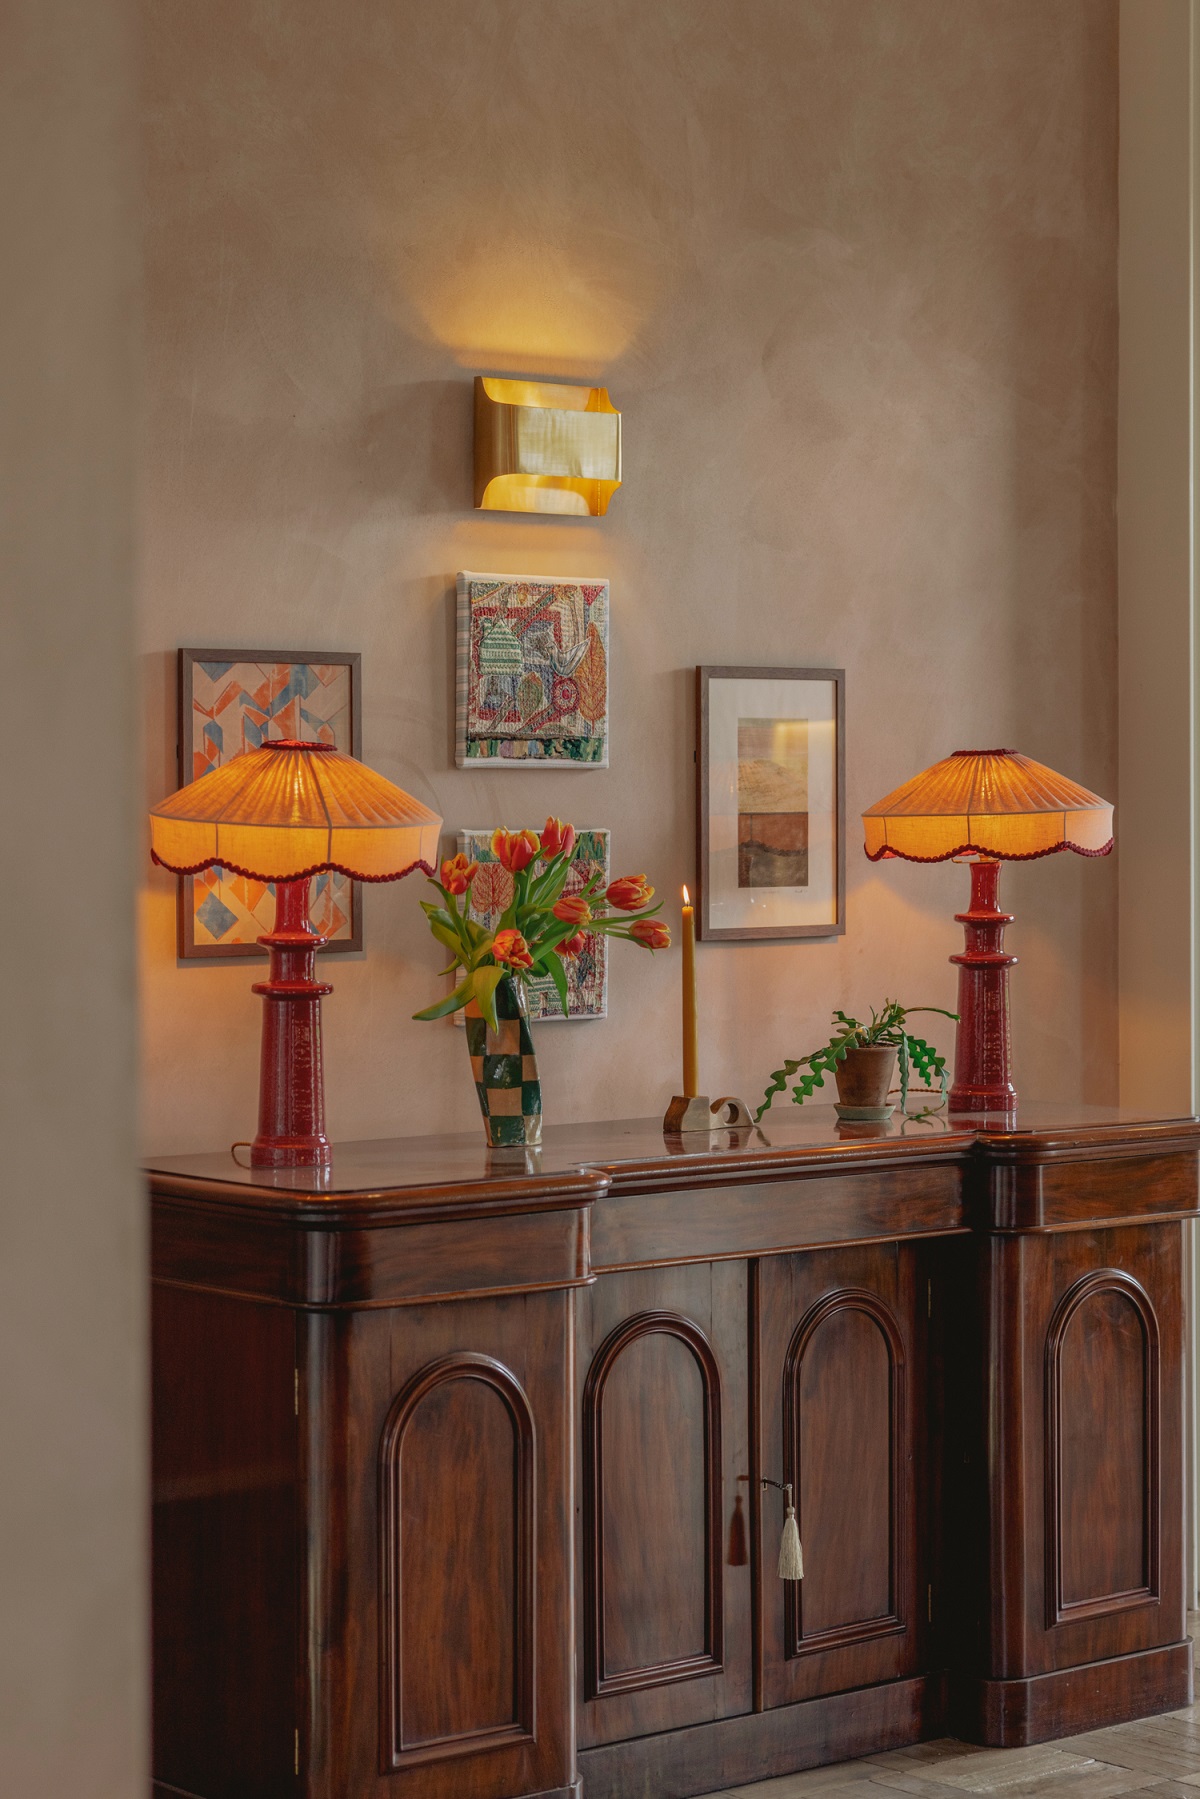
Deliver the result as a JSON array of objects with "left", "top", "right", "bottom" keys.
[{"left": 149, "top": 1106, "right": 1200, "bottom": 1799}]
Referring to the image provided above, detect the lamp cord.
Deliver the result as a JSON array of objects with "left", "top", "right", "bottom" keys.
[{"left": 230, "top": 1142, "right": 253, "bottom": 1168}]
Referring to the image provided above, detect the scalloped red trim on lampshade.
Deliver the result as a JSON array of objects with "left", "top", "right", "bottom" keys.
[
  {"left": 149, "top": 739, "right": 443, "bottom": 882},
  {"left": 862, "top": 749, "right": 1113, "bottom": 863}
]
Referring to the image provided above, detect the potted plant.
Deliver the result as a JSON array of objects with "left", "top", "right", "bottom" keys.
[
  {"left": 413, "top": 818, "right": 671, "bottom": 1147},
  {"left": 757, "top": 1001, "right": 958, "bottom": 1121}
]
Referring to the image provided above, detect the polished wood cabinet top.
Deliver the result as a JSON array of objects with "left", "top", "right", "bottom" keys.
[{"left": 146, "top": 1104, "right": 1200, "bottom": 1221}]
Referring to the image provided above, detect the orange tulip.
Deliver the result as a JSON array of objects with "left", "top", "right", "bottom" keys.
[
  {"left": 540, "top": 816, "right": 576, "bottom": 859},
  {"left": 491, "top": 927, "right": 534, "bottom": 971},
  {"left": 558, "top": 930, "right": 588, "bottom": 958},
  {"left": 440, "top": 853, "right": 479, "bottom": 896},
  {"left": 607, "top": 874, "right": 654, "bottom": 912},
  {"left": 629, "top": 918, "right": 671, "bottom": 950},
  {"left": 491, "top": 827, "right": 540, "bottom": 873},
  {"left": 553, "top": 893, "right": 591, "bottom": 926}
]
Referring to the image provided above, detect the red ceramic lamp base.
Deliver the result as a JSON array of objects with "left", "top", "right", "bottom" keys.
[
  {"left": 948, "top": 858, "right": 1018, "bottom": 1115},
  {"left": 250, "top": 876, "right": 333, "bottom": 1168}
]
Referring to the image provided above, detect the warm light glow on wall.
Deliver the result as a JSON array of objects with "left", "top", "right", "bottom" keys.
[
  {"left": 474, "top": 375, "right": 622, "bottom": 516},
  {"left": 396, "top": 231, "right": 656, "bottom": 372}
]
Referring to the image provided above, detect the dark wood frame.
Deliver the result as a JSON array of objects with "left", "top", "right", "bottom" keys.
[
  {"left": 782, "top": 1286, "right": 908, "bottom": 1659},
  {"left": 696, "top": 665, "right": 846, "bottom": 942},
  {"left": 581, "top": 1310, "right": 725, "bottom": 1701},
  {"left": 1043, "top": 1268, "right": 1161, "bottom": 1628},
  {"left": 176, "top": 647, "right": 363, "bottom": 960},
  {"left": 378, "top": 1352, "right": 537, "bottom": 1769}
]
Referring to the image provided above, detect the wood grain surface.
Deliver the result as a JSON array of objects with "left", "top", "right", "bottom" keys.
[{"left": 149, "top": 1108, "right": 1200, "bottom": 1798}]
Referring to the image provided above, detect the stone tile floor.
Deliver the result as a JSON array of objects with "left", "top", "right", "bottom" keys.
[{"left": 701, "top": 1634, "right": 1200, "bottom": 1798}]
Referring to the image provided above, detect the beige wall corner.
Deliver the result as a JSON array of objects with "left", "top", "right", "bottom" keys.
[
  {"left": 1118, "top": 0, "right": 1195, "bottom": 1112},
  {"left": 0, "top": 0, "right": 145, "bottom": 1794}
]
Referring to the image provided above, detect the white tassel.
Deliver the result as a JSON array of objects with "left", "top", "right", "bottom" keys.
[{"left": 777, "top": 1483, "right": 804, "bottom": 1581}]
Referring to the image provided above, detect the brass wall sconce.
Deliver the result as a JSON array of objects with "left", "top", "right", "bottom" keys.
[{"left": 473, "top": 376, "right": 621, "bottom": 516}]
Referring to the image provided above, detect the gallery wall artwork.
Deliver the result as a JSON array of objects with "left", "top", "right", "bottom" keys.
[
  {"left": 176, "top": 648, "right": 363, "bottom": 959},
  {"left": 455, "top": 571, "right": 609, "bottom": 766},
  {"left": 457, "top": 828, "right": 611, "bottom": 1020},
  {"left": 697, "top": 666, "right": 845, "bottom": 942}
]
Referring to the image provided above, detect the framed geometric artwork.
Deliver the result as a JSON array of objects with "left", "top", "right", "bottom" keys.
[
  {"left": 455, "top": 571, "right": 609, "bottom": 766},
  {"left": 176, "top": 648, "right": 363, "bottom": 960},
  {"left": 697, "top": 666, "right": 845, "bottom": 942},
  {"left": 456, "top": 827, "right": 611, "bottom": 1020}
]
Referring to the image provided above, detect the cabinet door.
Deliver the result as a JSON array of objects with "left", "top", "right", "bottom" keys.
[
  {"left": 576, "top": 1263, "right": 752, "bottom": 1747},
  {"left": 758, "top": 1243, "right": 926, "bottom": 1707},
  {"left": 982, "top": 1221, "right": 1186, "bottom": 1680},
  {"left": 303, "top": 1291, "right": 576, "bottom": 1799}
]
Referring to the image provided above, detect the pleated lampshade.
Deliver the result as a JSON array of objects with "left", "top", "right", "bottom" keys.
[
  {"left": 862, "top": 750, "right": 1113, "bottom": 864},
  {"left": 149, "top": 739, "right": 442, "bottom": 882}
]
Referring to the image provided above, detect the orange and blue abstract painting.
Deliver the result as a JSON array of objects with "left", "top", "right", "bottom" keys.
[{"left": 179, "top": 653, "right": 360, "bottom": 957}]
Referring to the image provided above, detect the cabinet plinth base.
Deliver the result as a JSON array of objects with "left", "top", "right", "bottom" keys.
[
  {"left": 961, "top": 1640, "right": 1194, "bottom": 1747},
  {"left": 153, "top": 1785, "right": 583, "bottom": 1799},
  {"left": 577, "top": 1673, "right": 947, "bottom": 1799}
]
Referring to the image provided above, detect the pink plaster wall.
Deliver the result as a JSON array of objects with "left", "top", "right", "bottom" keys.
[{"left": 140, "top": 0, "right": 1118, "bottom": 1154}]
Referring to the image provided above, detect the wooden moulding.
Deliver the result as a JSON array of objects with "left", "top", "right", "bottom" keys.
[
  {"left": 1043, "top": 1270, "right": 1162, "bottom": 1631},
  {"left": 151, "top": 1198, "right": 595, "bottom": 1308},
  {"left": 378, "top": 1353, "right": 536, "bottom": 1770},
  {"left": 590, "top": 1166, "right": 967, "bottom": 1273},
  {"left": 577, "top": 1672, "right": 947, "bottom": 1799},
  {"left": 581, "top": 1311, "right": 725, "bottom": 1701},
  {"left": 152, "top": 1783, "right": 589, "bottom": 1799},
  {"left": 960, "top": 1640, "right": 1193, "bottom": 1746},
  {"left": 976, "top": 1144, "right": 1200, "bottom": 1232}
]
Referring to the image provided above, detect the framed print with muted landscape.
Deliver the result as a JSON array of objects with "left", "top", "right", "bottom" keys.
[
  {"left": 456, "top": 827, "right": 611, "bottom": 1020},
  {"left": 176, "top": 648, "right": 363, "bottom": 960},
  {"left": 697, "top": 666, "right": 845, "bottom": 942},
  {"left": 456, "top": 571, "right": 609, "bottom": 766}
]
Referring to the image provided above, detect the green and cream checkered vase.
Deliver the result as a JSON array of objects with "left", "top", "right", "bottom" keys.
[{"left": 465, "top": 975, "right": 543, "bottom": 1148}]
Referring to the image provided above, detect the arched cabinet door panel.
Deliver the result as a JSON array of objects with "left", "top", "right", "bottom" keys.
[
  {"left": 583, "top": 1311, "right": 723, "bottom": 1697},
  {"left": 576, "top": 1263, "right": 752, "bottom": 1749},
  {"left": 783, "top": 1288, "right": 907, "bottom": 1656},
  {"left": 758, "top": 1244, "right": 925, "bottom": 1709},
  {"left": 983, "top": 1223, "right": 1186, "bottom": 1681},
  {"left": 379, "top": 1353, "right": 536, "bottom": 1769},
  {"left": 1045, "top": 1270, "right": 1160, "bottom": 1627}
]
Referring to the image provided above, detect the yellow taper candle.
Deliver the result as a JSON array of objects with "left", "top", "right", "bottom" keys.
[{"left": 682, "top": 885, "right": 699, "bottom": 1098}]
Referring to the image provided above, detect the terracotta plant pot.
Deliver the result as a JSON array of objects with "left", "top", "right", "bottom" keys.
[{"left": 834, "top": 1044, "right": 897, "bottom": 1111}]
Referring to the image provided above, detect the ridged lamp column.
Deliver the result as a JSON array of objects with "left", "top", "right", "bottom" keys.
[
  {"left": 862, "top": 750, "right": 1113, "bottom": 1114},
  {"left": 150, "top": 739, "right": 442, "bottom": 1167}
]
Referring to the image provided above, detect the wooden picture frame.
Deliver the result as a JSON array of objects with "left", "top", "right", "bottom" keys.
[
  {"left": 176, "top": 648, "right": 363, "bottom": 960},
  {"left": 696, "top": 665, "right": 845, "bottom": 942}
]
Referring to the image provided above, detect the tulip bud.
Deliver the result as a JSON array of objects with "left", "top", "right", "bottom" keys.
[
  {"left": 540, "top": 816, "right": 576, "bottom": 860},
  {"left": 440, "top": 853, "right": 479, "bottom": 896},
  {"left": 607, "top": 874, "right": 655, "bottom": 912},
  {"left": 553, "top": 893, "right": 592, "bottom": 926},
  {"left": 629, "top": 918, "right": 671, "bottom": 950},
  {"left": 491, "top": 827, "right": 540, "bottom": 873},
  {"left": 491, "top": 927, "right": 534, "bottom": 971}
]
